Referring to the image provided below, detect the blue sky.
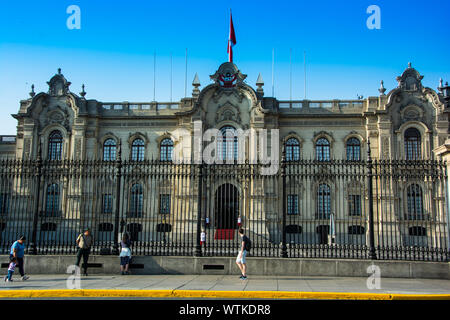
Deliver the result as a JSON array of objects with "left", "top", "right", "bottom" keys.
[{"left": 0, "top": 0, "right": 449, "bottom": 134}]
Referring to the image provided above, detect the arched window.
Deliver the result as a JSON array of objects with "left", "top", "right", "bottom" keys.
[
  {"left": 346, "top": 138, "right": 361, "bottom": 161},
  {"left": 131, "top": 138, "right": 145, "bottom": 161},
  {"left": 348, "top": 225, "right": 365, "bottom": 235},
  {"left": 406, "top": 184, "right": 423, "bottom": 220},
  {"left": 285, "top": 225, "right": 302, "bottom": 234},
  {"left": 41, "top": 223, "right": 57, "bottom": 232},
  {"left": 285, "top": 138, "right": 300, "bottom": 161},
  {"left": 156, "top": 223, "right": 172, "bottom": 232},
  {"left": 408, "top": 226, "right": 426, "bottom": 237},
  {"left": 45, "top": 184, "right": 60, "bottom": 216},
  {"left": 98, "top": 223, "right": 114, "bottom": 232},
  {"left": 316, "top": 138, "right": 330, "bottom": 161},
  {"left": 103, "top": 139, "right": 117, "bottom": 161},
  {"left": 218, "top": 126, "right": 238, "bottom": 161},
  {"left": 48, "top": 130, "right": 63, "bottom": 160},
  {"left": 160, "top": 138, "right": 174, "bottom": 162},
  {"left": 317, "top": 184, "right": 331, "bottom": 219},
  {"left": 129, "top": 184, "right": 143, "bottom": 217},
  {"left": 404, "top": 128, "right": 421, "bottom": 160},
  {"left": 126, "top": 223, "right": 142, "bottom": 242}
]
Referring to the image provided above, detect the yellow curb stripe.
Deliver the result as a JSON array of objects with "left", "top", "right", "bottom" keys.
[{"left": 0, "top": 290, "right": 449, "bottom": 300}]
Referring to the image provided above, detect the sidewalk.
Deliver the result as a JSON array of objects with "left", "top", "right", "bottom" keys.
[{"left": 0, "top": 274, "right": 449, "bottom": 299}]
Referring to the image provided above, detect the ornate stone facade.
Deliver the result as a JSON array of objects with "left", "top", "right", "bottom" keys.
[
  {"left": 0, "top": 62, "right": 449, "bottom": 251},
  {"left": 0, "top": 62, "right": 447, "bottom": 163}
]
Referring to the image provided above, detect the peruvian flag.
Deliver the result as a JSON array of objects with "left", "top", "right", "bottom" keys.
[{"left": 227, "top": 11, "right": 236, "bottom": 62}]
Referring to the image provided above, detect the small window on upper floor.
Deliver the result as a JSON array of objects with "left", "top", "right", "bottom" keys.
[
  {"left": 285, "top": 138, "right": 300, "bottom": 161},
  {"left": 103, "top": 139, "right": 117, "bottom": 161},
  {"left": 346, "top": 138, "right": 361, "bottom": 161},
  {"left": 160, "top": 138, "right": 174, "bottom": 162},
  {"left": 315, "top": 138, "right": 330, "bottom": 162},
  {"left": 131, "top": 138, "right": 145, "bottom": 162}
]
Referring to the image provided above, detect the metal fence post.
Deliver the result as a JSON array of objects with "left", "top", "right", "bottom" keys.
[
  {"left": 195, "top": 161, "right": 203, "bottom": 257},
  {"left": 112, "top": 143, "right": 122, "bottom": 255},
  {"left": 367, "top": 140, "right": 377, "bottom": 260},
  {"left": 281, "top": 147, "right": 288, "bottom": 258},
  {"left": 29, "top": 142, "right": 42, "bottom": 255}
]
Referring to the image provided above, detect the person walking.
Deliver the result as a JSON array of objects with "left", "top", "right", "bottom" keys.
[
  {"left": 119, "top": 232, "right": 132, "bottom": 275},
  {"left": 75, "top": 228, "right": 93, "bottom": 276},
  {"left": 3, "top": 257, "right": 17, "bottom": 282},
  {"left": 235, "top": 228, "right": 251, "bottom": 280},
  {"left": 9, "top": 236, "right": 29, "bottom": 281}
]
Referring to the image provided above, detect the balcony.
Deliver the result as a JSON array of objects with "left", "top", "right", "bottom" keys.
[
  {"left": 39, "top": 210, "right": 62, "bottom": 217},
  {"left": 0, "top": 136, "right": 16, "bottom": 144},
  {"left": 403, "top": 213, "right": 429, "bottom": 221},
  {"left": 127, "top": 211, "right": 144, "bottom": 218},
  {"left": 278, "top": 100, "right": 366, "bottom": 110},
  {"left": 101, "top": 102, "right": 180, "bottom": 113}
]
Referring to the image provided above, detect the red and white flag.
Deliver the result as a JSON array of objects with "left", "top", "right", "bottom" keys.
[{"left": 227, "top": 11, "right": 236, "bottom": 62}]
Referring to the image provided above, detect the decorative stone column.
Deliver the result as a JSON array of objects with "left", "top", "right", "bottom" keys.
[{"left": 434, "top": 138, "right": 450, "bottom": 253}]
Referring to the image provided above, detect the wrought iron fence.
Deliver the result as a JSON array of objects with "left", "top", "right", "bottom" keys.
[{"left": 0, "top": 152, "right": 448, "bottom": 262}]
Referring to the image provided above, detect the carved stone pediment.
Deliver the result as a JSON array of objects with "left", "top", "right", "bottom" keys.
[
  {"left": 400, "top": 105, "right": 424, "bottom": 123},
  {"left": 48, "top": 110, "right": 64, "bottom": 122},
  {"left": 215, "top": 101, "right": 241, "bottom": 124},
  {"left": 43, "top": 106, "right": 71, "bottom": 131},
  {"left": 212, "top": 86, "right": 245, "bottom": 103}
]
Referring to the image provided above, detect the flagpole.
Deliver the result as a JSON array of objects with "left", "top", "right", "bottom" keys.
[
  {"left": 184, "top": 48, "right": 187, "bottom": 98},
  {"left": 229, "top": 9, "right": 232, "bottom": 62},
  {"left": 272, "top": 48, "right": 275, "bottom": 97},
  {"left": 304, "top": 50, "right": 306, "bottom": 99},
  {"left": 227, "top": 9, "right": 236, "bottom": 63},
  {"left": 290, "top": 48, "right": 292, "bottom": 101},
  {"left": 153, "top": 51, "right": 156, "bottom": 102},
  {"left": 170, "top": 52, "right": 173, "bottom": 103}
]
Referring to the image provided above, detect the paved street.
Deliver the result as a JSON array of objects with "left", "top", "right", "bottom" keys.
[{"left": 1, "top": 274, "right": 449, "bottom": 295}]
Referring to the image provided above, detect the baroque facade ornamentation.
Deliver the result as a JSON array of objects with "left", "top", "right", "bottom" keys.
[{"left": 0, "top": 62, "right": 449, "bottom": 259}]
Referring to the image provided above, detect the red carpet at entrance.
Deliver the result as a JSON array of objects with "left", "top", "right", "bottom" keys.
[{"left": 214, "top": 229, "right": 234, "bottom": 240}]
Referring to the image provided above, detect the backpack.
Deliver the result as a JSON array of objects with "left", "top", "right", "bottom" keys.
[{"left": 244, "top": 236, "right": 251, "bottom": 252}]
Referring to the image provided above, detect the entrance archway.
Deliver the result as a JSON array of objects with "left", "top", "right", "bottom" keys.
[
  {"left": 214, "top": 183, "right": 239, "bottom": 232},
  {"left": 316, "top": 225, "right": 330, "bottom": 245}
]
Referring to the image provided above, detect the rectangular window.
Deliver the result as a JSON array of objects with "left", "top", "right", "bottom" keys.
[
  {"left": 130, "top": 194, "right": 143, "bottom": 217},
  {"left": 0, "top": 194, "right": 9, "bottom": 215},
  {"left": 102, "top": 194, "right": 113, "bottom": 214},
  {"left": 407, "top": 196, "right": 423, "bottom": 219},
  {"left": 159, "top": 194, "right": 171, "bottom": 214},
  {"left": 46, "top": 185, "right": 59, "bottom": 216},
  {"left": 348, "top": 195, "right": 361, "bottom": 216},
  {"left": 287, "top": 195, "right": 299, "bottom": 215}
]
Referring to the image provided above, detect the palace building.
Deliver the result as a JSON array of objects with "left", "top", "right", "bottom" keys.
[{"left": 0, "top": 62, "right": 449, "bottom": 260}]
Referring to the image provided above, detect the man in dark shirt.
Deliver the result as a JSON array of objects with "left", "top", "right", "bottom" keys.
[
  {"left": 75, "top": 228, "right": 93, "bottom": 276},
  {"left": 236, "top": 228, "right": 250, "bottom": 280}
]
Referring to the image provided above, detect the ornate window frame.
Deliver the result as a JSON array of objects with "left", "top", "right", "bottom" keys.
[{"left": 396, "top": 122, "right": 430, "bottom": 160}]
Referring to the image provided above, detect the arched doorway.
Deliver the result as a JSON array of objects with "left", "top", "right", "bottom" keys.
[
  {"left": 316, "top": 225, "right": 329, "bottom": 245},
  {"left": 127, "top": 223, "right": 142, "bottom": 242},
  {"left": 214, "top": 184, "right": 239, "bottom": 238}
]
